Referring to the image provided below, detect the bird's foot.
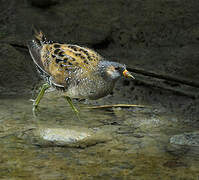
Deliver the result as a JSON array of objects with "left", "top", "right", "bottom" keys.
[
  {"left": 64, "top": 96, "right": 80, "bottom": 120},
  {"left": 30, "top": 83, "right": 50, "bottom": 117},
  {"left": 30, "top": 99, "right": 40, "bottom": 117}
]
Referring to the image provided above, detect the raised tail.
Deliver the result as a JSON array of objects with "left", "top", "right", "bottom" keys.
[{"left": 31, "top": 26, "right": 47, "bottom": 46}]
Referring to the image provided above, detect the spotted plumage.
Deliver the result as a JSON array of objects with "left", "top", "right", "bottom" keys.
[{"left": 28, "top": 29, "right": 134, "bottom": 101}]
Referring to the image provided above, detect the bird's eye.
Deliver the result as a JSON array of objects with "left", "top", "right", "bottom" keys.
[{"left": 115, "top": 67, "right": 120, "bottom": 71}]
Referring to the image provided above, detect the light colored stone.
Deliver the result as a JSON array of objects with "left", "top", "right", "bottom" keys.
[
  {"left": 170, "top": 131, "right": 199, "bottom": 146},
  {"left": 22, "top": 126, "right": 112, "bottom": 148}
]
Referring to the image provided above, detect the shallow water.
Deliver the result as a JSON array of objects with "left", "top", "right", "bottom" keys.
[{"left": 0, "top": 93, "right": 199, "bottom": 180}]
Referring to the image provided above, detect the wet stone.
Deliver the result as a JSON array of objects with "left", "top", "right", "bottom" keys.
[
  {"left": 20, "top": 126, "right": 111, "bottom": 148},
  {"left": 170, "top": 131, "right": 199, "bottom": 147}
]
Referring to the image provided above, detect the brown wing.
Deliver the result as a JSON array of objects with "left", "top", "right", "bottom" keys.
[{"left": 40, "top": 43, "right": 103, "bottom": 86}]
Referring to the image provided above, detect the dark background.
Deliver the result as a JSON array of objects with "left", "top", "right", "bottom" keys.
[{"left": 0, "top": 0, "right": 199, "bottom": 102}]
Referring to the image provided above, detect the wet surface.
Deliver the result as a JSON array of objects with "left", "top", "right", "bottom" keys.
[{"left": 0, "top": 91, "right": 199, "bottom": 180}]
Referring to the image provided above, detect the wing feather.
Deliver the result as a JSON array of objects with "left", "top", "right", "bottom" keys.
[{"left": 28, "top": 29, "right": 103, "bottom": 88}]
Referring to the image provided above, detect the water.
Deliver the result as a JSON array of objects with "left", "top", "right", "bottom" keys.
[{"left": 0, "top": 93, "right": 199, "bottom": 180}]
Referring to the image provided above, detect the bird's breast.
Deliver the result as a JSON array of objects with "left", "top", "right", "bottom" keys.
[{"left": 63, "top": 76, "right": 115, "bottom": 100}]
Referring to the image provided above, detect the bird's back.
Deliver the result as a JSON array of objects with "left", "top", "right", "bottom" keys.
[{"left": 28, "top": 29, "right": 103, "bottom": 86}]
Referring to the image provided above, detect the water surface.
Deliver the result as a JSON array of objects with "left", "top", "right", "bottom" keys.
[{"left": 0, "top": 94, "right": 199, "bottom": 180}]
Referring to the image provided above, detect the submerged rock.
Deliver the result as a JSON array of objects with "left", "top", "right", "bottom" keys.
[
  {"left": 170, "top": 131, "right": 199, "bottom": 147},
  {"left": 20, "top": 126, "right": 111, "bottom": 148}
]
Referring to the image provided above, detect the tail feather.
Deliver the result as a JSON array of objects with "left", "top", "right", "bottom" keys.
[{"left": 32, "top": 26, "right": 47, "bottom": 45}]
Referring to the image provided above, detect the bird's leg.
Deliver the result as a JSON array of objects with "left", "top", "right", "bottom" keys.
[
  {"left": 64, "top": 96, "right": 80, "bottom": 117},
  {"left": 32, "top": 83, "right": 50, "bottom": 112}
]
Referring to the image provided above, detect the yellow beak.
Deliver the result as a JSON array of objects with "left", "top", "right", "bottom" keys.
[{"left": 123, "top": 69, "right": 135, "bottom": 79}]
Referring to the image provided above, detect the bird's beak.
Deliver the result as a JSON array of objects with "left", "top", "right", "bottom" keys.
[{"left": 123, "top": 69, "right": 135, "bottom": 79}]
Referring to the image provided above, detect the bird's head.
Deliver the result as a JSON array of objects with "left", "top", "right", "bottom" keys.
[{"left": 99, "top": 61, "right": 135, "bottom": 81}]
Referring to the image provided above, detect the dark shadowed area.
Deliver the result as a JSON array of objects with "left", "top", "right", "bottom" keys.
[{"left": 0, "top": 0, "right": 199, "bottom": 179}]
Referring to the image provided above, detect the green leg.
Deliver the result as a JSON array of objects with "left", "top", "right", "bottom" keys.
[
  {"left": 64, "top": 96, "right": 79, "bottom": 113},
  {"left": 33, "top": 83, "right": 50, "bottom": 112},
  {"left": 64, "top": 96, "right": 80, "bottom": 119}
]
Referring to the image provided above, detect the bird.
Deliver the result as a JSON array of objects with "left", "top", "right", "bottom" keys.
[{"left": 27, "top": 28, "right": 135, "bottom": 114}]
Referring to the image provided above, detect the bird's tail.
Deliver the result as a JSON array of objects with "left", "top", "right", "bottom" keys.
[{"left": 31, "top": 26, "right": 47, "bottom": 46}]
